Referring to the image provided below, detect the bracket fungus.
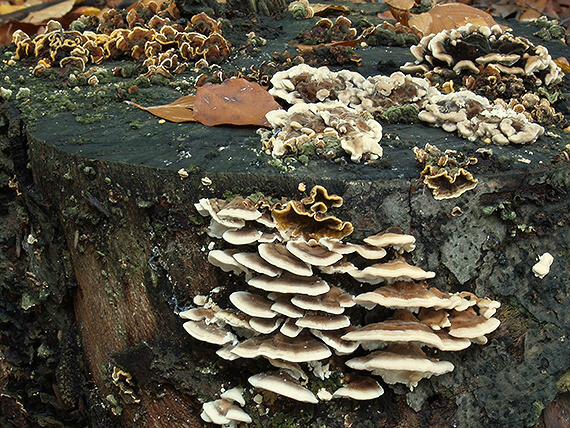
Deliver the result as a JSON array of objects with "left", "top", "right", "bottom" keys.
[
  {"left": 182, "top": 185, "right": 501, "bottom": 409},
  {"left": 413, "top": 143, "right": 479, "bottom": 200},
  {"left": 12, "top": 8, "right": 232, "bottom": 78},
  {"left": 402, "top": 24, "right": 563, "bottom": 89}
]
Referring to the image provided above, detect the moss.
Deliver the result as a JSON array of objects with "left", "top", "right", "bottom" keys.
[
  {"left": 556, "top": 371, "right": 570, "bottom": 392},
  {"left": 380, "top": 104, "right": 419, "bottom": 124}
]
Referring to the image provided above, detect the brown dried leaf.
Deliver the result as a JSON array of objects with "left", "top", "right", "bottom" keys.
[
  {"left": 311, "top": 4, "right": 351, "bottom": 15},
  {"left": 21, "top": 0, "right": 76, "bottom": 24},
  {"left": 126, "top": 95, "right": 196, "bottom": 123},
  {"left": 384, "top": 0, "right": 415, "bottom": 26},
  {"left": 408, "top": 3, "right": 508, "bottom": 36},
  {"left": 193, "top": 78, "right": 281, "bottom": 127}
]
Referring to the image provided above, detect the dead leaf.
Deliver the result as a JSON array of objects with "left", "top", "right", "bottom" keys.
[
  {"left": 193, "top": 78, "right": 281, "bottom": 127},
  {"left": 311, "top": 4, "right": 351, "bottom": 15},
  {"left": 126, "top": 95, "right": 196, "bottom": 123},
  {"left": 385, "top": 0, "right": 416, "bottom": 26},
  {"left": 408, "top": 3, "right": 509, "bottom": 36},
  {"left": 21, "top": 0, "right": 76, "bottom": 24},
  {"left": 554, "top": 57, "right": 570, "bottom": 72}
]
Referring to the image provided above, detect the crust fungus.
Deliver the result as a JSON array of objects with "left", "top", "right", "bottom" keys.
[
  {"left": 11, "top": 8, "right": 232, "bottom": 77},
  {"left": 263, "top": 101, "right": 383, "bottom": 162},
  {"left": 418, "top": 90, "right": 545, "bottom": 145},
  {"left": 402, "top": 24, "right": 562, "bottom": 90},
  {"left": 413, "top": 143, "right": 479, "bottom": 200},
  {"left": 183, "top": 185, "right": 501, "bottom": 406}
]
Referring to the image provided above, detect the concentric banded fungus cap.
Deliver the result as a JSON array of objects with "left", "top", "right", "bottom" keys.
[
  {"left": 258, "top": 243, "right": 313, "bottom": 277},
  {"left": 217, "top": 196, "right": 262, "bottom": 221},
  {"left": 208, "top": 249, "right": 247, "bottom": 275},
  {"left": 249, "top": 317, "right": 283, "bottom": 334},
  {"left": 332, "top": 376, "right": 384, "bottom": 400},
  {"left": 220, "top": 387, "right": 246, "bottom": 406},
  {"left": 345, "top": 343, "right": 454, "bottom": 389},
  {"left": 270, "top": 296, "right": 305, "bottom": 318},
  {"left": 230, "top": 291, "right": 276, "bottom": 318},
  {"left": 248, "top": 372, "right": 319, "bottom": 403},
  {"left": 291, "top": 286, "right": 354, "bottom": 314},
  {"left": 295, "top": 314, "right": 351, "bottom": 330},
  {"left": 280, "top": 318, "right": 304, "bottom": 337},
  {"left": 311, "top": 328, "right": 360, "bottom": 355},
  {"left": 201, "top": 399, "right": 252, "bottom": 425},
  {"left": 447, "top": 308, "right": 501, "bottom": 338},
  {"left": 233, "top": 252, "right": 282, "bottom": 277},
  {"left": 230, "top": 332, "right": 331, "bottom": 362},
  {"left": 354, "top": 281, "right": 466, "bottom": 310},
  {"left": 341, "top": 310, "right": 471, "bottom": 351},
  {"left": 301, "top": 185, "right": 343, "bottom": 210},
  {"left": 417, "top": 307, "right": 451, "bottom": 330},
  {"left": 222, "top": 226, "right": 263, "bottom": 245},
  {"left": 349, "top": 259, "right": 436, "bottom": 284},
  {"left": 363, "top": 228, "right": 416, "bottom": 252},
  {"left": 248, "top": 273, "right": 330, "bottom": 296},
  {"left": 286, "top": 239, "right": 344, "bottom": 266},
  {"left": 196, "top": 198, "right": 245, "bottom": 229},
  {"left": 183, "top": 320, "right": 237, "bottom": 345}
]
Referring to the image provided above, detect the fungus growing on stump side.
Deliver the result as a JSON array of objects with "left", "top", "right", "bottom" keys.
[
  {"left": 183, "top": 185, "right": 500, "bottom": 416},
  {"left": 413, "top": 143, "right": 479, "bottom": 200}
]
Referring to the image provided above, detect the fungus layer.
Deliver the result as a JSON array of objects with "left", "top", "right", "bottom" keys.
[
  {"left": 413, "top": 143, "right": 479, "bottom": 200},
  {"left": 12, "top": 7, "right": 231, "bottom": 78},
  {"left": 182, "top": 186, "right": 501, "bottom": 405}
]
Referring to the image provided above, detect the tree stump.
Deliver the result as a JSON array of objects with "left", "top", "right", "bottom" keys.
[{"left": 0, "top": 12, "right": 569, "bottom": 428}]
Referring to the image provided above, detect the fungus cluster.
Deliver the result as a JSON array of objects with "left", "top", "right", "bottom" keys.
[
  {"left": 201, "top": 387, "right": 252, "bottom": 427},
  {"left": 181, "top": 185, "right": 501, "bottom": 418},
  {"left": 413, "top": 143, "right": 479, "bottom": 200},
  {"left": 401, "top": 23, "right": 563, "bottom": 88},
  {"left": 418, "top": 90, "right": 545, "bottom": 144},
  {"left": 263, "top": 101, "right": 383, "bottom": 162},
  {"left": 12, "top": 6, "right": 231, "bottom": 78}
]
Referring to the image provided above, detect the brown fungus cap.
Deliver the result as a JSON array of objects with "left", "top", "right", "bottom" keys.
[
  {"left": 182, "top": 320, "right": 237, "bottom": 346},
  {"left": 354, "top": 281, "right": 467, "bottom": 311},
  {"left": 341, "top": 310, "right": 471, "bottom": 351},
  {"left": 230, "top": 332, "right": 331, "bottom": 362},
  {"left": 286, "top": 239, "right": 344, "bottom": 267},
  {"left": 447, "top": 307, "right": 501, "bottom": 339},
  {"left": 248, "top": 273, "right": 330, "bottom": 296},
  {"left": 248, "top": 372, "right": 319, "bottom": 403},
  {"left": 222, "top": 226, "right": 263, "bottom": 245},
  {"left": 345, "top": 343, "right": 454, "bottom": 390},
  {"left": 363, "top": 227, "right": 416, "bottom": 252},
  {"left": 421, "top": 165, "right": 479, "bottom": 200},
  {"left": 311, "top": 327, "right": 360, "bottom": 355},
  {"left": 258, "top": 243, "right": 313, "bottom": 277},
  {"left": 272, "top": 200, "right": 354, "bottom": 241},
  {"left": 349, "top": 259, "right": 436, "bottom": 284},
  {"left": 229, "top": 291, "right": 276, "bottom": 319},
  {"left": 233, "top": 251, "right": 282, "bottom": 277},
  {"left": 249, "top": 317, "right": 283, "bottom": 334},
  {"left": 332, "top": 376, "right": 384, "bottom": 400},
  {"left": 291, "top": 286, "right": 354, "bottom": 314},
  {"left": 300, "top": 185, "right": 344, "bottom": 212},
  {"left": 217, "top": 196, "right": 263, "bottom": 221},
  {"left": 295, "top": 314, "right": 351, "bottom": 330}
]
